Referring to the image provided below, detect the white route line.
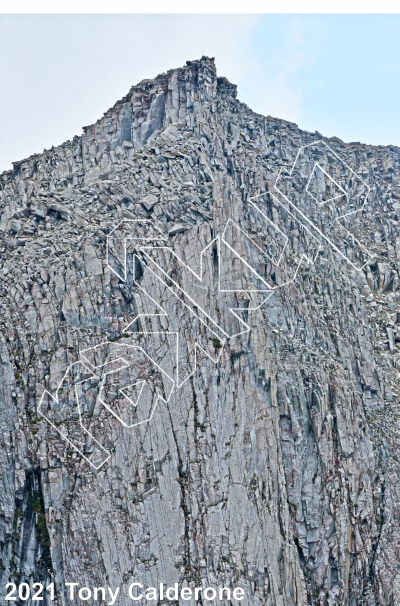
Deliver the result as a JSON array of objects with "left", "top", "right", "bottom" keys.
[
  {"left": 38, "top": 361, "right": 111, "bottom": 470},
  {"left": 120, "top": 379, "right": 145, "bottom": 408},
  {"left": 274, "top": 140, "right": 374, "bottom": 271},
  {"left": 107, "top": 208, "right": 318, "bottom": 385},
  {"left": 39, "top": 340, "right": 176, "bottom": 469},
  {"left": 106, "top": 219, "right": 167, "bottom": 282},
  {"left": 95, "top": 350, "right": 174, "bottom": 429},
  {"left": 106, "top": 218, "right": 278, "bottom": 389},
  {"left": 247, "top": 196, "right": 322, "bottom": 288},
  {"left": 305, "top": 163, "right": 346, "bottom": 206},
  {"left": 140, "top": 241, "right": 272, "bottom": 339},
  {"left": 224, "top": 214, "right": 288, "bottom": 269}
]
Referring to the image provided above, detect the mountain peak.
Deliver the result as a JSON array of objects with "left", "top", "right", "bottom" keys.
[
  {"left": 82, "top": 55, "right": 233, "bottom": 151},
  {"left": 5, "top": 56, "right": 239, "bottom": 184}
]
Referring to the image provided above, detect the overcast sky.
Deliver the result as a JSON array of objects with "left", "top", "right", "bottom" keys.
[{"left": 0, "top": 14, "right": 399, "bottom": 173}]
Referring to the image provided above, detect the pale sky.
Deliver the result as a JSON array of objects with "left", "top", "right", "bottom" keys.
[{"left": 0, "top": 14, "right": 399, "bottom": 173}]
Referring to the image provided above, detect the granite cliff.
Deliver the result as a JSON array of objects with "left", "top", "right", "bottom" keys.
[{"left": 1, "top": 56, "right": 400, "bottom": 605}]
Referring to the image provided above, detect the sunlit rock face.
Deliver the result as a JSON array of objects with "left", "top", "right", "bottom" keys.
[{"left": 1, "top": 56, "right": 400, "bottom": 605}]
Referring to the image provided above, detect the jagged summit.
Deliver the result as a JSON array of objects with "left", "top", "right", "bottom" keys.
[
  {"left": 4, "top": 57, "right": 238, "bottom": 182},
  {"left": 93, "top": 55, "right": 238, "bottom": 128}
]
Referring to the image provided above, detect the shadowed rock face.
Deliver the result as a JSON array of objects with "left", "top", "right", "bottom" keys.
[{"left": 1, "top": 56, "right": 400, "bottom": 605}]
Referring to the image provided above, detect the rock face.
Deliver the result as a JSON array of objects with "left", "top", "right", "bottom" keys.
[{"left": 1, "top": 56, "right": 400, "bottom": 605}]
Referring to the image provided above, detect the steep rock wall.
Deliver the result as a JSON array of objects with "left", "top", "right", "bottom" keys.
[{"left": 0, "top": 57, "right": 400, "bottom": 606}]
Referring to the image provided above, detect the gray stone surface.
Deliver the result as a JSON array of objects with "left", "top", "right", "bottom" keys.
[{"left": 0, "top": 56, "right": 400, "bottom": 605}]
